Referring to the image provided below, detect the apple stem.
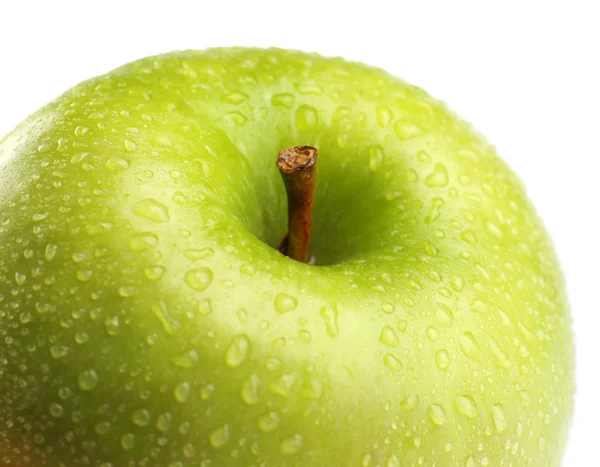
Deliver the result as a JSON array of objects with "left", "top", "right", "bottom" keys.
[{"left": 277, "top": 146, "right": 318, "bottom": 263}]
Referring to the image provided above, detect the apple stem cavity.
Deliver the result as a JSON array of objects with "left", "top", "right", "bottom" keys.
[{"left": 277, "top": 146, "right": 318, "bottom": 263}]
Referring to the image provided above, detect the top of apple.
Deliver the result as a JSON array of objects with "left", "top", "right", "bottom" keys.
[{"left": 0, "top": 48, "right": 574, "bottom": 466}]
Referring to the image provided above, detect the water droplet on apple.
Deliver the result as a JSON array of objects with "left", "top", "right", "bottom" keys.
[
  {"left": 171, "top": 349, "right": 199, "bottom": 368},
  {"left": 15, "top": 272, "right": 26, "bottom": 285},
  {"left": 209, "top": 424, "right": 229, "bottom": 448},
  {"left": 376, "top": 105, "right": 392, "bottom": 128},
  {"left": 105, "top": 316, "right": 120, "bottom": 336},
  {"left": 425, "top": 198, "right": 445, "bottom": 224},
  {"left": 320, "top": 304, "right": 339, "bottom": 337},
  {"left": 294, "top": 82, "right": 324, "bottom": 95},
  {"left": 50, "top": 344, "right": 69, "bottom": 360},
  {"left": 184, "top": 248, "right": 214, "bottom": 261},
  {"left": 174, "top": 381, "right": 191, "bottom": 403},
  {"left": 123, "top": 139, "right": 137, "bottom": 152},
  {"left": 379, "top": 325, "right": 399, "bottom": 346},
  {"left": 394, "top": 120, "right": 422, "bottom": 140},
  {"left": 436, "top": 303, "right": 454, "bottom": 326},
  {"left": 78, "top": 369, "right": 98, "bottom": 391},
  {"left": 387, "top": 453, "right": 401, "bottom": 467},
  {"left": 183, "top": 443, "right": 196, "bottom": 458},
  {"left": 454, "top": 395, "right": 478, "bottom": 418},
  {"left": 19, "top": 311, "right": 33, "bottom": 324},
  {"left": 400, "top": 394, "right": 419, "bottom": 412},
  {"left": 44, "top": 243, "right": 58, "bottom": 261},
  {"left": 269, "top": 373, "right": 296, "bottom": 397},
  {"left": 436, "top": 349, "right": 450, "bottom": 370},
  {"left": 131, "top": 408, "right": 151, "bottom": 427},
  {"left": 425, "top": 163, "right": 449, "bottom": 187},
  {"left": 197, "top": 298, "right": 212, "bottom": 316},
  {"left": 95, "top": 421, "right": 111, "bottom": 435},
  {"left": 265, "top": 357, "right": 282, "bottom": 372},
  {"left": 257, "top": 411, "right": 280, "bottom": 433},
  {"left": 121, "top": 433, "right": 135, "bottom": 450},
  {"left": 428, "top": 404, "right": 447, "bottom": 426},
  {"left": 74, "top": 125, "right": 89, "bottom": 136},
  {"left": 426, "top": 326, "right": 440, "bottom": 341},
  {"left": 295, "top": 104, "right": 318, "bottom": 132},
  {"left": 280, "top": 433, "right": 303, "bottom": 455},
  {"left": 129, "top": 232, "right": 159, "bottom": 252},
  {"left": 459, "top": 332, "right": 482, "bottom": 359},
  {"left": 144, "top": 265, "right": 166, "bottom": 281},
  {"left": 300, "top": 377, "right": 324, "bottom": 399},
  {"left": 369, "top": 145, "right": 385, "bottom": 172},
  {"left": 49, "top": 402, "right": 64, "bottom": 418},
  {"left": 465, "top": 455, "right": 477, "bottom": 467},
  {"left": 220, "top": 91, "right": 249, "bottom": 104},
  {"left": 271, "top": 93, "right": 295, "bottom": 108},
  {"left": 274, "top": 293, "right": 298, "bottom": 314},
  {"left": 461, "top": 229, "right": 478, "bottom": 245},
  {"left": 152, "top": 300, "right": 181, "bottom": 336},
  {"left": 225, "top": 334, "right": 250, "bottom": 368},
  {"left": 74, "top": 331, "right": 89, "bottom": 344},
  {"left": 491, "top": 404, "right": 507, "bottom": 433},
  {"left": 384, "top": 353, "right": 403, "bottom": 371},
  {"left": 106, "top": 158, "right": 130, "bottom": 171},
  {"left": 118, "top": 285, "right": 136, "bottom": 297},
  {"left": 184, "top": 267, "right": 213, "bottom": 292},
  {"left": 240, "top": 374, "right": 260, "bottom": 405},
  {"left": 131, "top": 198, "right": 170, "bottom": 223},
  {"left": 156, "top": 412, "right": 172, "bottom": 432},
  {"left": 381, "top": 303, "right": 395, "bottom": 314}
]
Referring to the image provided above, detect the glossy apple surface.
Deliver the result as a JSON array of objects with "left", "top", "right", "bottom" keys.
[{"left": 0, "top": 48, "right": 574, "bottom": 466}]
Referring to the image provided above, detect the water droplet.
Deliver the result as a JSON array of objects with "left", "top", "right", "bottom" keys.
[
  {"left": 209, "top": 425, "right": 229, "bottom": 448},
  {"left": 298, "top": 329, "right": 312, "bottom": 343},
  {"left": 221, "top": 92, "right": 249, "bottom": 104},
  {"left": 275, "top": 293, "right": 298, "bottom": 314},
  {"left": 295, "top": 105, "right": 318, "bottom": 131},
  {"left": 425, "top": 163, "right": 449, "bottom": 187},
  {"left": 294, "top": 82, "right": 324, "bottom": 95},
  {"left": 132, "top": 198, "right": 170, "bottom": 223},
  {"left": 369, "top": 145, "right": 385, "bottom": 171},
  {"left": 50, "top": 344, "right": 69, "bottom": 360},
  {"left": 183, "top": 443, "right": 196, "bottom": 458},
  {"left": 89, "top": 112, "right": 105, "bottom": 119},
  {"left": 75, "top": 331, "right": 89, "bottom": 344},
  {"left": 387, "top": 453, "right": 401, "bottom": 467},
  {"left": 241, "top": 374, "right": 260, "bottom": 405},
  {"left": 44, "top": 243, "right": 58, "bottom": 261},
  {"left": 379, "top": 325, "right": 399, "bottom": 346},
  {"left": 428, "top": 404, "right": 447, "bottom": 426},
  {"left": 95, "top": 421, "right": 111, "bottom": 435},
  {"left": 174, "top": 381, "right": 191, "bottom": 403},
  {"left": 270, "top": 374, "right": 296, "bottom": 397},
  {"left": 384, "top": 353, "right": 403, "bottom": 371},
  {"left": 265, "top": 357, "right": 282, "bottom": 372},
  {"left": 320, "top": 305, "right": 339, "bottom": 337},
  {"left": 425, "top": 198, "right": 445, "bottom": 224},
  {"left": 124, "top": 139, "right": 137, "bottom": 152},
  {"left": 459, "top": 332, "right": 481, "bottom": 359},
  {"left": 394, "top": 120, "right": 422, "bottom": 140},
  {"left": 491, "top": 404, "right": 507, "bottom": 433},
  {"left": 172, "top": 191, "right": 188, "bottom": 205},
  {"left": 376, "top": 105, "right": 392, "bottom": 128},
  {"left": 465, "top": 456, "right": 477, "bottom": 467},
  {"left": 197, "top": 298, "right": 213, "bottom": 316},
  {"left": 132, "top": 409, "right": 151, "bottom": 427},
  {"left": 225, "top": 334, "right": 250, "bottom": 368},
  {"left": 49, "top": 402, "right": 64, "bottom": 418},
  {"left": 185, "top": 267, "right": 213, "bottom": 291},
  {"left": 74, "top": 125, "right": 89, "bottom": 136},
  {"left": 382, "top": 303, "right": 395, "bottom": 314},
  {"left": 436, "top": 303, "right": 454, "bottom": 326},
  {"left": 19, "top": 311, "right": 33, "bottom": 324},
  {"left": 118, "top": 285, "right": 135, "bottom": 297},
  {"left": 436, "top": 349, "right": 450, "bottom": 370},
  {"left": 461, "top": 229, "right": 478, "bottom": 245},
  {"left": 156, "top": 413, "right": 172, "bottom": 432},
  {"left": 400, "top": 395, "right": 419, "bottom": 412},
  {"left": 105, "top": 316, "right": 120, "bottom": 336},
  {"left": 200, "top": 384, "right": 215, "bottom": 400},
  {"left": 451, "top": 276, "right": 464, "bottom": 292},
  {"left": 106, "top": 158, "right": 130, "bottom": 171},
  {"left": 152, "top": 300, "right": 181, "bottom": 336},
  {"left": 257, "top": 411, "right": 280, "bottom": 433},
  {"left": 78, "top": 369, "right": 98, "bottom": 391},
  {"left": 172, "top": 349, "right": 199, "bottom": 368},
  {"left": 271, "top": 93, "right": 295, "bottom": 108},
  {"left": 280, "top": 434, "right": 303, "bottom": 455},
  {"left": 15, "top": 272, "right": 26, "bottom": 285},
  {"left": 121, "top": 433, "right": 135, "bottom": 450},
  {"left": 398, "top": 320, "right": 408, "bottom": 332},
  {"left": 454, "top": 395, "right": 478, "bottom": 418},
  {"left": 145, "top": 265, "right": 166, "bottom": 281},
  {"left": 301, "top": 377, "right": 324, "bottom": 399},
  {"left": 184, "top": 247, "right": 214, "bottom": 261},
  {"left": 426, "top": 326, "right": 440, "bottom": 341},
  {"left": 129, "top": 232, "right": 159, "bottom": 252}
]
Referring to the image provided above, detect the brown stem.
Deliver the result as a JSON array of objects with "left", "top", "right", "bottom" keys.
[{"left": 277, "top": 146, "right": 318, "bottom": 263}]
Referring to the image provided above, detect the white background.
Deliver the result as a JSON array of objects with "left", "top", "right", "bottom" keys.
[{"left": 0, "top": 1, "right": 597, "bottom": 465}]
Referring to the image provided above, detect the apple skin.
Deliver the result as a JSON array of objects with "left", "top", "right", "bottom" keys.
[{"left": 0, "top": 48, "right": 573, "bottom": 466}]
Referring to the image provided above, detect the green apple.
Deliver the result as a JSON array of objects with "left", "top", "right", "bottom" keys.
[{"left": 0, "top": 48, "right": 574, "bottom": 466}]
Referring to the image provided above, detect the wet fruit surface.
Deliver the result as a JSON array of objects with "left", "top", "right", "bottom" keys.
[{"left": 0, "top": 48, "right": 574, "bottom": 465}]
